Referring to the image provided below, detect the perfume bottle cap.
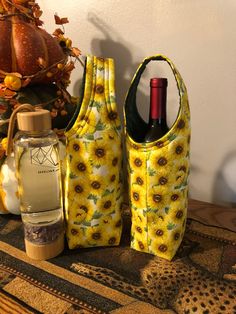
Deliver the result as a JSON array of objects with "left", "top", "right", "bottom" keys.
[{"left": 17, "top": 109, "right": 51, "bottom": 132}]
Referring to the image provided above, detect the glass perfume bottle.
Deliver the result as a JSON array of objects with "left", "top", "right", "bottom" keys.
[{"left": 14, "top": 108, "right": 64, "bottom": 260}]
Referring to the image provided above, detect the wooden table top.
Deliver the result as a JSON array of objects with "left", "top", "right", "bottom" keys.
[{"left": 188, "top": 199, "right": 236, "bottom": 232}]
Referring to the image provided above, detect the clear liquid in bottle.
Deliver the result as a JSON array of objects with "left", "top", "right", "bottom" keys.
[{"left": 13, "top": 109, "right": 65, "bottom": 260}]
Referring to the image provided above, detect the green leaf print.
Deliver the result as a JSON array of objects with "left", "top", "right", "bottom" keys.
[
  {"left": 144, "top": 227, "right": 148, "bottom": 232},
  {"left": 148, "top": 239, "right": 152, "bottom": 246},
  {"left": 93, "top": 101, "right": 102, "bottom": 110},
  {"left": 132, "top": 205, "right": 138, "bottom": 211},
  {"left": 84, "top": 134, "right": 94, "bottom": 141},
  {"left": 69, "top": 172, "right": 78, "bottom": 179},
  {"left": 73, "top": 221, "right": 81, "bottom": 225},
  {"left": 102, "top": 189, "right": 111, "bottom": 197},
  {"left": 94, "top": 164, "right": 101, "bottom": 169},
  {"left": 109, "top": 95, "right": 116, "bottom": 102},
  {"left": 92, "top": 211, "right": 103, "bottom": 219},
  {"left": 127, "top": 162, "right": 134, "bottom": 174},
  {"left": 89, "top": 100, "right": 94, "bottom": 107},
  {"left": 102, "top": 189, "right": 114, "bottom": 197},
  {"left": 167, "top": 222, "right": 176, "bottom": 230},
  {"left": 148, "top": 168, "right": 156, "bottom": 176},
  {"left": 147, "top": 151, "right": 151, "bottom": 159},
  {"left": 167, "top": 133, "right": 177, "bottom": 141},
  {"left": 95, "top": 120, "right": 106, "bottom": 131},
  {"left": 143, "top": 209, "right": 148, "bottom": 216},
  {"left": 98, "top": 66, "right": 104, "bottom": 71},
  {"left": 88, "top": 194, "right": 98, "bottom": 204},
  {"left": 82, "top": 221, "right": 91, "bottom": 227},
  {"left": 164, "top": 207, "right": 170, "bottom": 214},
  {"left": 174, "top": 181, "right": 188, "bottom": 190}
]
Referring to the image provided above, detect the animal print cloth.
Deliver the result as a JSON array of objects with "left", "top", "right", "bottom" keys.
[{"left": 0, "top": 205, "right": 235, "bottom": 314}]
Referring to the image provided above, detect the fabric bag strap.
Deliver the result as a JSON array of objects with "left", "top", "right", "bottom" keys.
[{"left": 124, "top": 54, "right": 189, "bottom": 143}]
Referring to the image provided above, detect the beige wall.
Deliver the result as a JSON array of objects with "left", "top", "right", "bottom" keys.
[{"left": 40, "top": 0, "right": 236, "bottom": 206}]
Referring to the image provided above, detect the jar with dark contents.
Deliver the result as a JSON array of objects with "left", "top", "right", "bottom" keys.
[
  {"left": 21, "top": 208, "right": 65, "bottom": 260},
  {"left": 24, "top": 218, "right": 64, "bottom": 245}
]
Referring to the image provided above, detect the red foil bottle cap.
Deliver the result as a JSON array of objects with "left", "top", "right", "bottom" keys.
[{"left": 150, "top": 78, "right": 168, "bottom": 88}]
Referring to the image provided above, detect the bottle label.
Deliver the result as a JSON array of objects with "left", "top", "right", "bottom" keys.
[
  {"left": 16, "top": 144, "right": 62, "bottom": 213},
  {"left": 30, "top": 146, "right": 59, "bottom": 168}
]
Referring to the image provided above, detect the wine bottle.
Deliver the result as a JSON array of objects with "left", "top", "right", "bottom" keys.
[{"left": 144, "top": 78, "right": 169, "bottom": 142}]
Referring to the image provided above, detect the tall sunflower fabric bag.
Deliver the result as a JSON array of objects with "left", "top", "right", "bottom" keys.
[
  {"left": 64, "top": 56, "right": 123, "bottom": 249},
  {"left": 124, "top": 55, "right": 190, "bottom": 260}
]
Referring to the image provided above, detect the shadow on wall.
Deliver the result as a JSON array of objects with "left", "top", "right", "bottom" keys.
[
  {"left": 212, "top": 150, "right": 236, "bottom": 207},
  {"left": 78, "top": 13, "right": 149, "bottom": 203},
  {"left": 73, "top": 13, "right": 181, "bottom": 129},
  {"left": 73, "top": 12, "right": 146, "bottom": 122}
]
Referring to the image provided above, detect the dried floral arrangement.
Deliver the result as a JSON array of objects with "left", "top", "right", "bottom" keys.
[{"left": 0, "top": 0, "right": 82, "bottom": 144}]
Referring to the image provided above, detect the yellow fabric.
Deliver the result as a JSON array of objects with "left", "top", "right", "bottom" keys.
[
  {"left": 124, "top": 55, "right": 190, "bottom": 260},
  {"left": 64, "top": 56, "right": 123, "bottom": 249}
]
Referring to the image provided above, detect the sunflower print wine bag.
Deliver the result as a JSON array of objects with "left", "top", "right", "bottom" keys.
[
  {"left": 64, "top": 56, "right": 123, "bottom": 249},
  {"left": 124, "top": 55, "right": 190, "bottom": 260}
]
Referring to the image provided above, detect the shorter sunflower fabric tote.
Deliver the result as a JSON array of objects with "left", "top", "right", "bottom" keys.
[
  {"left": 124, "top": 55, "right": 190, "bottom": 260},
  {"left": 65, "top": 56, "right": 123, "bottom": 249}
]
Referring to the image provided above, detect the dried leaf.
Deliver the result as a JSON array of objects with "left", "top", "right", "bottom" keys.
[
  {"left": 0, "top": 89, "right": 16, "bottom": 98},
  {"left": 35, "top": 19, "right": 44, "bottom": 27},
  {"left": 54, "top": 14, "right": 69, "bottom": 25},
  {"left": 33, "top": 9, "right": 42, "bottom": 19},
  {"left": 64, "top": 61, "right": 75, "bottom": 72},
  {"left": 53, "top": 28, "right": 64, "bottom": 37},
  {"left": 60, "top": 17, "right": 69, "bottom": 24},
  {"left": 71, "top": 47, "right": 81, "bottom": 57}
]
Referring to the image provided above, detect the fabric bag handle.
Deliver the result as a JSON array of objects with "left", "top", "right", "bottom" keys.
[{"left": 124, "top": 54, "right": 189, "bottom": 143}]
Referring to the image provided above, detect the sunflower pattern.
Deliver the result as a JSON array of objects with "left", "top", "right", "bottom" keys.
[
  {"left": 125, "top": 55, "right": 190, "bottom": 260},
  {"left": 64, "top": 56, "right": 123, "bottom": 249}
]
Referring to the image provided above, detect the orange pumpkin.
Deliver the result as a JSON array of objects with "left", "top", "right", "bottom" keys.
[{"left": 0, "top": 15, "right": 66, "bottom": 84}]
